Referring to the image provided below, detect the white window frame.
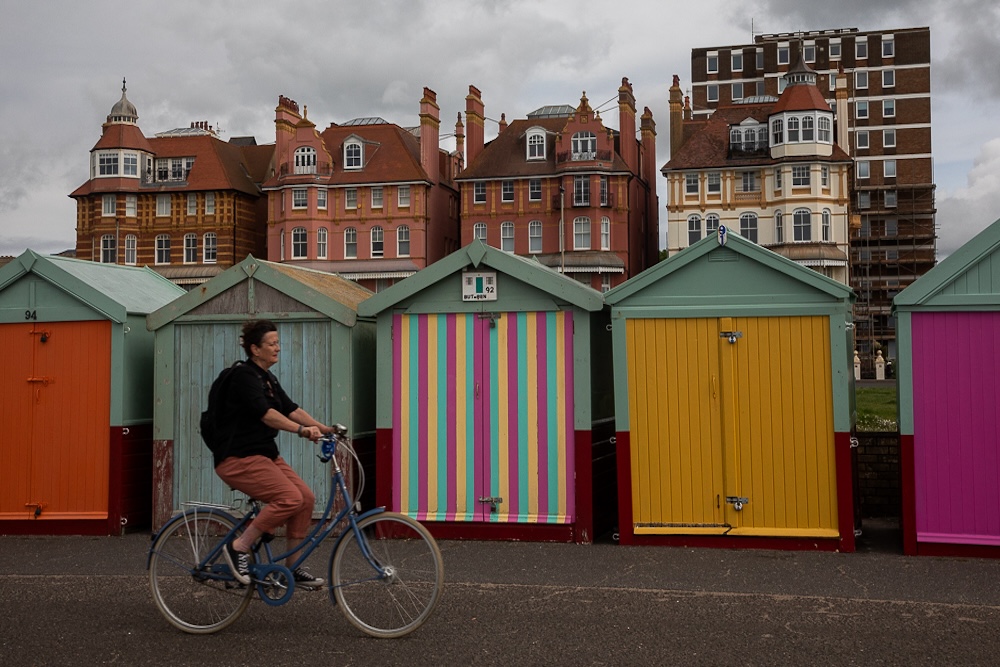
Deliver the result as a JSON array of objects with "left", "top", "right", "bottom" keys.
[
  {"left": 772, "top": 118, "right": 784, "bottom": 145},
  {"left": 601, "top": 216, "right": 610, "bottom": 250},
  {"left": 731, "top": 51, "right": 742, "bottom": 71},
  {"left": 818, "top": 117, "right": 832, "bottom": 143},
  {"left": 775, "top": 211, "right": 784, "bottom": 243},
  {"left": 294, "top": 146, "right": 317, "bottom": 174},
  {"left": 317, "top": 188, "right": 327, "bottom": 210},
  {"left": 187, "top": 193, "right": 197, "bottom": 216},
  {"left": 529, "top": 178, "right": 542, "bottom": 202},
  {"left": 856, "top": 39, "right": 868, "bottom": 59},
  {"left": 573, "top": 216, "right": 591, "bottom": 250},
  {"left": 501, "top": 221, "right": 515, "bottom": 252},
  {"left": 205, "top": 192, "right": 215, "bottom": 215},
  {"left": 688, "top": 214, "right": 702, "bottom": 246},
  {"left": 396, "top": 225, "right": 410, "bottom": 257},
  {"left": 203, "top": 233, "right": 216, "bottom": 264},
  {"left": 501, "top": 181, "right": 514, "bottom": 203},
  {"left": 829, "top": 40, "right": 842, "bottom": 61},
  {"left": 707, "top": 84, "right": 719, "bottom": 103},
  {"left": 739, "top": 213, "right": 758, "bottom": 243},
  {"left": 793, "top": 209, "right": 812, "bottom": 242},
  {"left": 317, "top": 227, "right": 328, "bottom": 259},
  {"left": 571, "top": 132, "right": 597, "bottom": 160},
  {"left": 883, "top": 99, "right": 896, "bottom": 118},
  {"left": 856, "top": 130, "right": 869, "bottom": 150},
  {"left": 473, "top": 222, "right": 487, "bottom": 241},
  {"left": 527, "top": 132, "right": 546, "bottom": 160},
  {"left": 600, "top": 176, "right": 609, "bottom": 206},
  {"left": 884, "top": 159, "right": 897, "bottom": 178},
  {"left": 792, "top": 165, "right": 810, "bottom": 187},
  {"left": 344, "top": 227, "right": 358, "bottom": 259},
  {"left": 685, "top": 173, "right": 699, "bottom": 195},
  {"left": 882, "top": 70, "right": 895, "bottom": 88},
  {"left": 883, "top": 129, "right": 896, "bottom": 149},
  {"left": 398, "top": 185, "right": 411, "bottom": 207},
  {"left": 528, "top": 220, "right": 542, "bottom": 253},
  {"left": 344, "top": 141, "right": 362, "bottom": 169},
  {"left": 882, "top": 36, "right": 895, "bottom": 58},
  {"left": 885, "top": 191, "right": 897, "bottom": 209},
  {"left": 125, "top": 194, "right": 137, "bottom": 217},
  {"left": 859, "top": 192, "right": 872, "bottom": 209},
  {"left": 707, "top": 172, "right": 721, "bottom": 194},
  {"left": 778, "top": 45, "right": 789, "bottom": 65},
  {"left": 774, "top": 167, "right": 783, "bottom": 190},
  {"left": 474, "top": 182, "right": 487, "bottom": 204},
  {"left": 371, "top": 226, "right": 384, "bottom": 258},
  {"left": 822, "top": 166, "right": 830, "bottom": 187},
  {"left": 292, "top": 189, "right": 308, "bottom": 209},
  {"left": 184, "top": 233, "right": 198, "bottom": 264},
  {"left": 123, "top": 153, "right": 137, "bottom": 176},
  {"left": 155, "top": 234, "right": 171, "bottom": 265},
  {"left": 856, "top": 101, "right": 869, "bottom": 120},
  {"left": 857, "top": 161, "right": 871, "bottom": 180},
  {"left": 732, "top": 82, "right": 744, "bottom": 101},
  {"left": 707, "top": 52, "right": 719, "bottom": 74},
  {"left": 125, "top": 234, "right": 137, "bottom": 265},
  {"left": 804, "top": 43, "right": 816, "bottom": 63},
  {"left": 855, "top": 71, "right": 868, "bottom": 90},
  {"left": 100, "top": 234, "right": 116, "bottom": 263},
  {"left": 102, "top": 194, "right": 116, "bottom": 217},
  {"left": 371, "top": 186, "right": 384, "bottom": 209},
  {"left": 822, "top": 209, "right": 832, "bottom": 241},
  {"left": 705, "top": 214, "right": 720, "bottom": 236},
  {"left": 345, "top": 188, "right": 357, "bottom": 210},
  {"left": 156, "top": 194, "right": 170, "bottom": 217},
  {"left": 292, "top": 227, "right": 308, "bottom": 259},
  {"left": 98, "top": 152, "right": 119, "bottom": 176},
  {"left": 574, "top": 175, "right": 590, "bottom": 206}
]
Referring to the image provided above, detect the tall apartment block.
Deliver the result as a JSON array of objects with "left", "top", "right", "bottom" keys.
[{"left": 688, "top": 27, "right": 935, "bottom": 362}]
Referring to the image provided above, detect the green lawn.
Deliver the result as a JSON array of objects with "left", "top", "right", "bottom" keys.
[{"left": 855, "top": 386, "right": 898, "bottom": 432}]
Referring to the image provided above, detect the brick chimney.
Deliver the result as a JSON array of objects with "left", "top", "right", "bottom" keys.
[
  {"left": 465, "top": 85, "right": 485, "bottom": 166},
  {"left": 835, "top": 64, "right": 850, "bottom": 154},
  {"left": 420, "top": 87, "right": 440, "bottom": 184},
  {"left": 454, "top": 112, "right": 465, "bottom": 176},
  {"left": 618, "top": 77, "right": 637, "bottom": 172},
  {"left": 669, "top": 74, "right": 684, "bottom": 158}
]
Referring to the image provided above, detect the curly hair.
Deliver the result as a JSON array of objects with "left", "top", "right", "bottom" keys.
[{"left": 241, "top": 319, "right": 277, "bottom": 356}]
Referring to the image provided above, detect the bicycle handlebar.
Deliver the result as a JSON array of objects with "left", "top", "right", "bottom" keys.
[{"left": 318, "top": 423, "right": 350, "bottom": 462}]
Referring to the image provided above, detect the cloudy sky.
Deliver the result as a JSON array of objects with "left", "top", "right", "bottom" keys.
[{"left": 2, "top": 0, "right": 998, "bottom": 259}]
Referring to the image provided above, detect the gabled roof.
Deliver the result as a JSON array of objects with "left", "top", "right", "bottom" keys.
[
  {"left": 457, "top": 116, "right": 631, "bottom": 180},
  {"left": 894, "top": 216, "right": 1000, "bottom": 309},
  {"left": 147, "top": 255, "right": 373, "bottom": 330},
  {"left": 604, "top": 231, "right": 854, "bottom": 306},
  {"left": 318, "top": 123, "right": 429, "bottom": 186},
  {"left": 0, "top": 249, "right": 184, "bottom": 322},
  {"left": 357, "top": 240, "right": 604, "bottom": 317},
  {"left": 70, "top": 135, "right": 274, "bottom": 197}
]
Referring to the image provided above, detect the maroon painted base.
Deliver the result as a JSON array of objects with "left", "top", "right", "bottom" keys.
[
  {"left": 0, "top": 519, "right": 115, "bottom": 536},
  {"left": 621, "top": 533, "right": 843, "bottom": 552},
  {"left": 420, "top": 521, "right": 578, "bottom": 543},
  {"left": 913, "top": 541, "right": 1000, "bottom": 559}
]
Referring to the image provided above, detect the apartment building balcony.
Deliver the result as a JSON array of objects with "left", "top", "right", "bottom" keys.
[
  {"left": 276, "top": 162, "right": 334, "bottom": 180},
  {"left": 733, "top": 189, "right": 762, "bottom": 204},
  {"left": 555, "top": 149, "right": 613, "bottom": 165}
]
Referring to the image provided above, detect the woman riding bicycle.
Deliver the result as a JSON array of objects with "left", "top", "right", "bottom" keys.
[{"left": 215, "top": 319, "right": 335, "bottom": 588}]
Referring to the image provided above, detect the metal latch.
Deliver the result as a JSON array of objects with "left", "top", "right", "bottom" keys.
[
  {"left": 720, "top": 331, "right": 743, "bottom": 344},
  {"left": 478, "top": 496, "right": 503, "bottom": 513},
  {"left": 725, "top": 496, "right": 749, "bottom": 511},
  {"left": 850, "top": 437, "right": 860, "bottom": 449}
]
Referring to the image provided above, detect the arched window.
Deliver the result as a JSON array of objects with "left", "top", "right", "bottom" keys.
[
  {"left": 397, "top": 225, "right": 410, "bottom": 257},
  {"left": 292, "top": 227, "right": 308, "bottom": 258},
  {"left": 705, "top": 214, "right": 720, "bottom": 237},
  {"left": 802, "top": 116, "right": 815, "bottom": 141},
  {"left": 125, "top": 234, "right": 138, "bottom": 265},
  {"left": 317, "top": 227, "right": 328, "bottom": 259},
  {"left": 344, "top": 227, "right": 357, "bottom": 258},
  {"left": 574, "top": 216, "right": 591, "bottom": 249},
  {"left": 501, "top": 221, "right": 515, "bottom": 252},
  {"left": 184, "top": 233, "right": 198, "bottom": 263},
  {"left": 571, "top": 132, "right": 596, "bottom": 160},
  {"left": 818, "top": 117, "right": 832, "bottom": 143},
  {"left": 527, "top": 131, "right": 546, "bottom": 160},
  {"left": 730, "top": 128, "right": 741, "bottom": 147},
  {"left": 771, "top": 118, "right": 784, "bottom": 145},
  {"left": 757, "top": 126, "right": 768, "bottom": 149},
  {"left": 687, "top": 214, "right": 702, "bottom": 246},
  {"left": 155, "top": 234, "right": 171, "bottom": 265},
  {"left": 473, "top": 222, "right": 487, "bottom": 242},
  {"left": 822, "top": 209, "right": 831, "bottom": 242},
  {"left": 775, "top": 211, "right": 783, "bottom": 243},
  {"left": 787, "top": 117, "right": 800, "bottom": 142},
  {"left": 528, "top": 220, "right": 542, "bottom": 253},
  {"left": 100, "top": 234, "right": 116, "bottom": 263},
  {"left": 294, "top": 146, "right": 317, "bottom": 174},
  {"left": 371, "top": 226, "right": 384, "bottom": 257},
  {"left": 739, "top": 213, "right": 758, "bottom": 243},
  {"left": 344, "top": 141, "right": 362, "bottom": 169},
  {"left": 793, "top": 208, "right": 812, "bottom": 241}
]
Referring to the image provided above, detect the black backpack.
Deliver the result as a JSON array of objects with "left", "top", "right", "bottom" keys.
[{"left": 200, "top": 361, "right": 244, "bottom": 459}]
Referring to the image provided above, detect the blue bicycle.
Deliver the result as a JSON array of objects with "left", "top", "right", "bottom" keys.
[{"left": 148, "top": 426, "right": 444, "bottom": 638}]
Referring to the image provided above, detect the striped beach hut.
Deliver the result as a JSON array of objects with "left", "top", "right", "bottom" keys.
[
  {"left": 357, "top": 240, "right": 613, "bottom": 542},
  {"left": 895, "top": 217, "right": 1000, "bottom": 557}
]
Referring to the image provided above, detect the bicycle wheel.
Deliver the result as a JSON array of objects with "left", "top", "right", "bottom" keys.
[
  {"left": 149, "top": 508, "right": 254, "bottom": 634},
  {"left": 331, "top": 512, "right": 444, "bottom": 638}
]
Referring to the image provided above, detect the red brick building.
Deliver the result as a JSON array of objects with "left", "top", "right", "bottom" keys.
[
  {"left": 455, "top": 79, "right": 659, "bottom": 291},
  {"left": 261, "top": 89, "right": 461, "bottom": 291},
  {"left": 71, "top": 82, "right": 273, "bottom": 287}
]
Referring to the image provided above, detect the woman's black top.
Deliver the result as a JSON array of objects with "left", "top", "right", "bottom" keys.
[{"left": 217, "top": 360, "right": 299, "bottom": 465}]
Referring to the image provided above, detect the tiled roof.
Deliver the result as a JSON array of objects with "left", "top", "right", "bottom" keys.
[
  {"left": 70, "top": 135, "right": 274, "bottom": 197},
  {"left": 318, "top": 123, "right": 428, "bottom": 186},
  {"left": 457, "top": 117, "right": 631, "bottom": 180},
  {"left": 92, "top": 123, "right": 154, "bottom": 153},
  {"left": 771, "top": 84, "right": 832, "bottom": 113},
  {"left": 663, "top": 103, "right": 850, "bottom": 171}
]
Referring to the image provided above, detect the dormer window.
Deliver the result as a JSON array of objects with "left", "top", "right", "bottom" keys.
[
  {"left": 345, "top": 141, "right": 362, "bottom": 169},
  {"left": 294, "top": 146, "right": 317, "bottom": 174},
  {"left": 527, "top": 129, "right": 546, "bottom": 160},
  {"left": 571, "top": 132, "right": 596, "bottom": 160}
]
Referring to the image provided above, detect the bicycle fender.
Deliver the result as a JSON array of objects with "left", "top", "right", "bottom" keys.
[{"left": 146, "top": 507, "right": 241, "bottom": 569}]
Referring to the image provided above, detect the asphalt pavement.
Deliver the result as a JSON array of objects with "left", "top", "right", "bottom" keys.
[{"left": 3, "top": 520, "right": 1000, "bottom": 666}]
